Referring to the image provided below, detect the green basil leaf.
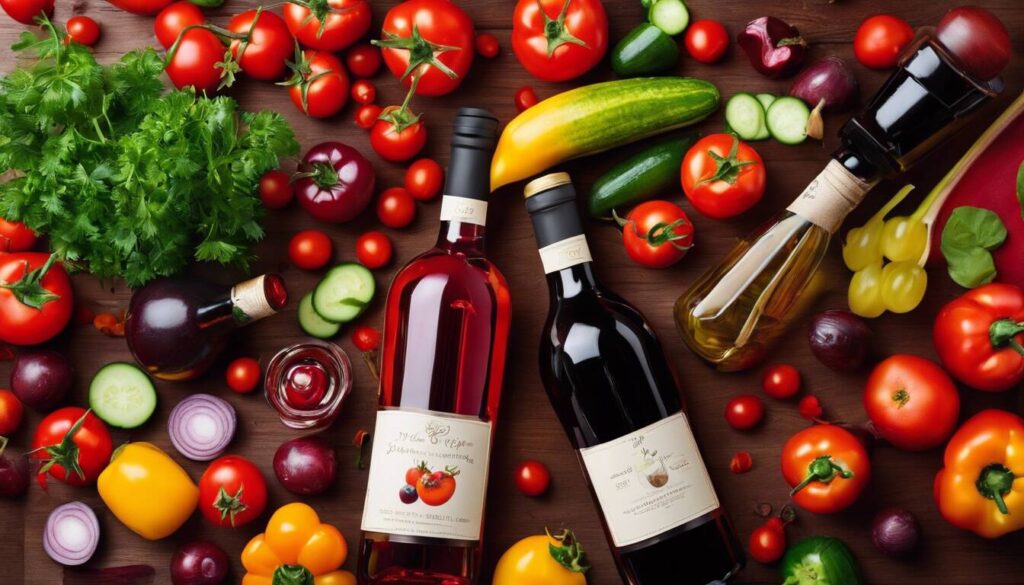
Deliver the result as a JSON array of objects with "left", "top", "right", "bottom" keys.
[
  {"left": 940, "top": 206, "right": 1007, "bottom": 289},
  {"left": 1016, "top": 160, "right": 1024, "bottom": 220}
]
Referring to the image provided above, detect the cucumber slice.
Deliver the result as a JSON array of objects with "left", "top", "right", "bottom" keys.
[
  {"left": 724, "top": 93, "right": 766, "bottom": 141},
  {"left": 89, "top": 363, "right": 157, "bottom": 429},
  {"left": 299, "top": 292, "right": 341, "bottom": 339},
  {"left": 648, "top": 0, "right": 689, "bottom": 36},
  {"left": 756, "top": 93, "right": 777, "bottom": 111},
  {"left": 312, "top": 263, "right": 376, "bottom": 323},
  {"left": 766, "top": 97, "right": 811, "bottom": 145}
]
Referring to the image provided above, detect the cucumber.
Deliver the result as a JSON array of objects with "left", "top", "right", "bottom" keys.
[
  {"left": 756, "top": 93, "right": 777, "bottom": 111},
  {"left": 611, "top": 23, "right": 679, "bottom": 77},
  {"left": 766, "top": 97, "right": 811, "bottom": 145},
  {"left": 648, "top": 0, "right": 689, "bottom": 36},
  {"left": 588, "top": 134, "right": 699, "bottom": 218},
  {"left": 724, "top": 93, "right": 767, "bottom": 141},
  {"left": 299, "top": 291, "right": 341, "bottom": 339},
  {"left": 312, "top": 263, "right": 376, "bottom": 323},
  {"left": 89, "top": 363, "right": 157, "bottom": 429}
]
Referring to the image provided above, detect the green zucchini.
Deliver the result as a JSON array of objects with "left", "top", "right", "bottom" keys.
[
  {"left": 588, "top": 135, "right": 698, "bottom": 218},
  {"left": 611, "top": 23, "right": 680, "bottom": 77}
]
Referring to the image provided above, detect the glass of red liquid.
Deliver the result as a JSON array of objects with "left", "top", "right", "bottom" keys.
[{"left": 265, "top": 341, "right": 352, "bottom": 430}]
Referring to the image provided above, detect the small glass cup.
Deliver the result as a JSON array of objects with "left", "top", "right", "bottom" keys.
[{"left": 265, "top": 341, "right": 352, "bottom": 430}]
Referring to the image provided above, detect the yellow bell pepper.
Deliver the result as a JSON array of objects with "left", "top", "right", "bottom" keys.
[
  {"left": 97, "top": 442, "right": 198, "bottom": 540},
  {"left": 241, "top": 502, "right": 354, "bottom": 585},
  {"left": 493, "top": 529, "right": 589, "bottom": 585}
]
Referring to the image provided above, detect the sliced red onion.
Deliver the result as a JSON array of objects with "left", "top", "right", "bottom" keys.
[
  {"left": 44, "top": 502, "right": 100, "bottom": 566},
  {"left": 168, "top": 394, "right": 237, "bottom": 461}
]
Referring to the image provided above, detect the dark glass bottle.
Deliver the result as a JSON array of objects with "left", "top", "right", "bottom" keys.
[{"left": 524, "top": 173, "right": 744, "bottom": 585}]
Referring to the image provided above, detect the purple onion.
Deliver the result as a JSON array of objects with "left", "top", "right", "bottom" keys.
[
  {"left": 11, "top": 349, "right": 73, "bottom": 412},
  {"left": 44, "top": 502, "right": 100, "bottom": 566},
  {"left": 273, "top": 435, "right": 337, "bottom": 496},
  {"left": 808, "top": 309, "right": 872, "bottom": 371},
  {"left": 790, "top": 57, "right": 860, "bottom": 112},
  {"left": 168, "top": 394, "right": 236, "bottom": 461},
  {"left": 0, "top": 439, "right": 30, "bottom": 498},
  {"left": 171, "top": 539, "right": 229, "bottom": 585},
  {"left": 872, "top": 507, "right": 921, "bottom": 557}
]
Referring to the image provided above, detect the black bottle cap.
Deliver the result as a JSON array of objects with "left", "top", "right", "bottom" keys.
[
  {"left": 524, "top": 172, "right": 585, "bottom": 249},
  {"left": 444, "top": 108, "right": 500, "bottom": 201}
]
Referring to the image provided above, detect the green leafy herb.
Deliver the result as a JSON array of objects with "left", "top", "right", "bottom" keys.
[
  {"left": 0, "top": 19, "right": 298, "bottom": 286},
  {"left": 1016, "top": 160, "right": 1023, "bottom": 220},
  {"left": 940, "top": 206, "right": 1007, "bottom": 289}
]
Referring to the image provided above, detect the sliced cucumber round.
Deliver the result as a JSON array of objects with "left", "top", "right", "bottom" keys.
[
  {"left": 725, "top": 93, "right": 767, "bottom": 141},
  {"left": 312, "top": 263, "right": 376, "bottom": 323},
  {"left": 89, "top": 363, "right": 157, "bottom": 429},
  {"left": 299, "top": 291, "right": 341, "bottom": 339},
  {"left": 766, "top": 97, "right": 811, "bottom": 145},
  {"left": 648, "top": 0, "right": 689, "bottom": 36},
  {"left": 755, "top": 93, "right": 777, "bottom": 112}
]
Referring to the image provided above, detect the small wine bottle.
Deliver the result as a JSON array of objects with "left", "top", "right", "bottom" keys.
[{"left": 524, "top": 172, "right": 744, "bottom": 585}]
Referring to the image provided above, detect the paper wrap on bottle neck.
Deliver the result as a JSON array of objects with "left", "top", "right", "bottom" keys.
[
  {"left": 440, "top": 195, "right": 488, "bottom": 226},
  {"left": 231, "top": 275, "right": 278, "bottom": 323},
  {"left": 538, "top": 234, "right": 593, "bottom": 274},
  {"left": 786, "top": 160, "right": 877, "bottom": 234}
]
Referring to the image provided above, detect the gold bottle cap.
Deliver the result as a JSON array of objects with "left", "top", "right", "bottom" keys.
[{"left": 524, "top": 172, "right": 572, "bottom": 199}]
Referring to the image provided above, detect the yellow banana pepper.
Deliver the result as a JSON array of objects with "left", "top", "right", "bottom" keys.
[
  {"left": 97, "top": 442, "right": 198, "bottom": 540},
  {"left": 241, "top": 502, "right": 354, "bottom": 585}
]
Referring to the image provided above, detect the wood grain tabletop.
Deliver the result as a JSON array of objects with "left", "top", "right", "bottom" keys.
[{"left": 1, "top": 0, "right": 1022, "bottom": 583}]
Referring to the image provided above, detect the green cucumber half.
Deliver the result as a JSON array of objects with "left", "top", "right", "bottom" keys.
[
  {"left": 299, "top": 291, "right": 341, "bottom": 339},
  {"left": 587, "top": 134, "right": 698, "bottom": 218},
  {"left": 312, "top": 263, "right": 376, "bottom": 323},
  {"left": 89, "top": 363, "right": 157, "bottom": 429}
]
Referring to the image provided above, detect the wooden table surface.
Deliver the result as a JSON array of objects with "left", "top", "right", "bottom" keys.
[{"left": 2, "top": 0, "right": 1022, "bottom": 583}]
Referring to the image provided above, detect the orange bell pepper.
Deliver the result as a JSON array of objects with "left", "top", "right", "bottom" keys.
[
  {"left": 934, "top": 409, "right": 1024, "bottom": 538},
  {"left": 241, "top": 503, "right": 354, "bottom": 585}
]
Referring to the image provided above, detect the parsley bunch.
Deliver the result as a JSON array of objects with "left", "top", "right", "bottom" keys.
[{"left": 0, "top": 20, "right": 299, "bottom": 286}]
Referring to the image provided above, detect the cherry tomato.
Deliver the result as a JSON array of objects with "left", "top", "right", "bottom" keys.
[
  {"left": 514, "top": 460, "right": 551, "bottom": 497},
  {"left": 863, "top": 354, "right": 959, "bottom": 451},
  {"left": 0, "top": 0, "right": 52, "bottom": 25},
  {"left": 376, "top": 187, "right": 416, "bottom": 229},
  {"left": 351, "top": 79, "right": 376, "bottom": 105},
  {"left": 370, "top": 112, "right": 427, "bottom": 162},
  {"left": 32, "top": 407, "right": 113, "bottom": 487},
  {"left": 854, "top": 14, "right": 915, "bottom": 69},
  {"left": 0, "top": 390, "right": 23, "bottom": 436},
  {"left": 512, "top": 0, "right": 608, "bottom": 82},
  {"left": 225, "top": 357, "right": 261, "bottom": 394},
  {"left": 724, "top": 395, "right": 765, "bottom": 431},
  {"left": 352, "top": 325, "right": 381, "bottom": 352},
  {"left": 154, "top": 1, "right": 204, "bottom": 50},
  {"left": 164, "top": 28, "right": 224, "bottom": 94},
  {"left": 346, "top": 43, "right": 382, "bottom": 78},
  {"left": 378, "top": 0, "right": 476, "bottom": 97},
  {"left": 514, "top": 86, "right": 539, "bottom": 112},
  {"left": 287, "top": 50, "right": 349, "bottom": 118},
  {"left": 284, "top": 0, "right": 370, "bottom": 52},
  {"left": 198, "top": 455, "right": 267, "bottom": 528},
  {"left": 682, "top": 134, "right": 765, "bottom": 219},
  {"left": 404, "top": 158, "right": 444, "bottom": 202},
  {"left": 730, "top": 451, "right": 753, "bottom": 474},
  {"left": 259, "top": 170, "right": 294, "bottom": 210},
  {"left": 475, "top": 32, "right": 499, "bottom": 58},
  {"left": 798, "top": 395, "right": 824, "bottom": 421},
  {"left": 356, "top": 231, "right": 393, "bottom": 269},
  {"left": 227, "top": 10, "right": 294, "bottom": 81},
  {"left": 355, "top": 104, "right": 382, "bottom": 129},
  {"left": 105, "top": 0, "right": 170, "bottom": 16},
  {"left": 761, "top": 363, "right": 801, "bottom": 399},
  {"left": 66, "top": 16, "right": 101, "bottom": 47},
  {"left": 782, "top": 424, "right": 870, "bottom": 514},
  {"left": 936, "top": 6, "right": 1011, "bottom": 81},
  {"left": 620, "top": 200, "right": 693, "bottom": 269},
  {"left": 0, "top": 217, "right": 37, "bottom": 252},
  {"left": 684, "top": 19, "right": 729, "bottom": 64},
  {"left": 749, "top": 518, "right": 787, "bottom": 564},
  {"left": 289, "top": 229, "right": 333, "bottom": 270}
]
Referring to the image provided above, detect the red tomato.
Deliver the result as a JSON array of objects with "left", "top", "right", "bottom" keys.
[
  {"left": 684, "top": 19, "right": 728, "bottom": 64},
  {"left": 104, "top": 0, "right": 171, "bottom": 16},
  {"left": 355, "top": 104, "right": 383, "bottom": 129},
  {"left": 284, "top": 0, "right": 370, "bottom": 52},
  {"left": 0, "top": 390, "right": 23, "bottom": 435},
  {"left": 154, "top": 1, "right": 204, "bottom": 49},
  {"left": 749, "top": 518, "right": 787, "bottom": 564},
  {"left": 730, "top": 451, "right": 753, "bottom": 474},
  {"left": 377, "top": 0, "right": 475, "bottom": 97},
  {"left": 287, "top": 50, "right": 350, "bottom": 118},
  {"left": 352, "top": 325, "right": 382, "bottom": 352},
  {"left": 854, "top": 14, "right": 914, "bottom": 69},
  {"left": 346, "top": 43, "right": 382, "bottom": 78},
  {"left": 32, "top": 407, "right": 113, "bottom": 487},
  {"left": 417, "top": 468, "right": 458, "bottom": 506},
  {"left": 0, "top": 253, "right": 74, "bottom": 346},
  {"left": 620, "top": 200, "right": 693, "bottom": 269},
  {"left": 226, "top": 357, "right": 261, "bottom": 394},
  {"left": 227, "top": 10, "right": 294, "bottom": 81},
  {"left": 0, "top": 0, "right": 52, "bottom": 25},
  {"left": 512, "top": 0, "right": 608, "bottom": 82},
  {"left": 514, "top": 460, "right": 551, "bottom": 497},
  {"left": 404, "top": 461, "right": 429, "bottom": 486},
  {"left": 289, "top": 229, "right": 333, "bottom": 270},
  {"left": 761, "top": 363, "right": 801, "bottom": 399},
  {"left": 782, "top": 425, "right": 869, "bottom": 514},
  {"left": 66, "top": 16, "right": 101, "bottom": 46},
  {"left": 370, "top": 111, "right": 427, "bottom": 162},
  {"left": 475, "top": 32, "right": 499, "bottom": 58},
  {"left": 724, "top": 395, "right": 765, "bottom": 431},
  {"left": 798, "top": 395, "right": 823, "bottom": 421},
  {"left": 682, "top": 134, "right": 765, "bottom": 219},
  {"left": 404, "top": 158, "right": 444, "bottom": 202},
  {"left": 356, "top": 231, "right": 393, "bottom": 269},
  {"left": 0, "top": 218, "right": 37, "bottom": 252},
  {"left": 863, "top": 354, "right": 959, "bottom": 451},
  {"left": 164, "top": 28, "right": 224, "bottom": 93},
  {"left": 198, "top": 455, "right": 267, "bottom": 528},
  {"left": 514, "top": 86, "right": 539, "bottom": 112},
  {"left": 351, "top": 79, "right": 376, "bottom": 104},
  {"left": 259, "top": 170, "right": 294, "bottom": 210},
  {"left": 376, "top": 187, "right": 416, "bottom": 229}
]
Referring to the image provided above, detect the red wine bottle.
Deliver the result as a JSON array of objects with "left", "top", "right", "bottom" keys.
[
  {"left": 125, "top": 274, "right": 287, "bottom": 381},
  {"left": 357, "top": 108, "right": 511, "bottom": 585},
  {"left": 524, "top": 173, "right": 744, "bottom": 585}
]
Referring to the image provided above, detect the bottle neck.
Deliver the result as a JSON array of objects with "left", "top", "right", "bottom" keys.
[
  {"left": 197, "top": 275, "right": 286, "bottom": 329},
  {"left": 435, "top": 121, "right": 494, "bottom": 254},
  {"left": 547, "top": 262, "right": 599, "bottom": 300},
  {"left": 526, "top": 190, "right": 599, "bottom": 295},
  {"left": 435, "top": 220, "right": 486, "bottom": 255}
]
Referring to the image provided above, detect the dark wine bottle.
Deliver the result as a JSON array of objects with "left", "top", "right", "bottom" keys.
[{"left": 524, "top": 173, "right": 744, "bottom": 585}]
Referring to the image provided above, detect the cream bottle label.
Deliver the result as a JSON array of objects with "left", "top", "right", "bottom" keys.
[
  {"left": 786, "top": 159, "right": 877, "bottom": 234},
  {"left": 538, "top": 234, "right": 593, "bottom": 274},
  {"left": 361, "top": 409, "right": 492, "bottom": 542},
  {"left": 579, "top": 412, "right": 720, "bottom": 548},
  {"left": 440, "top": 195, "right": 488, "bottom": 226}
]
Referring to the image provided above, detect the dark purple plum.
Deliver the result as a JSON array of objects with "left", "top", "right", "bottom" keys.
[
  {"left": 400, "top": 484, "right": 418, "bottom": 504},
  {"left": 10, "top": 349, "right": 73, "bottom": 411},
  {"left": 272, "top": 435, "right": 337, "bottom": 496},
  {"left": 170, "top": 539, "right": 229, "bottom": 585},
  {"left": 0, "top": 443, "right": 30, "bottom": 498}
]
